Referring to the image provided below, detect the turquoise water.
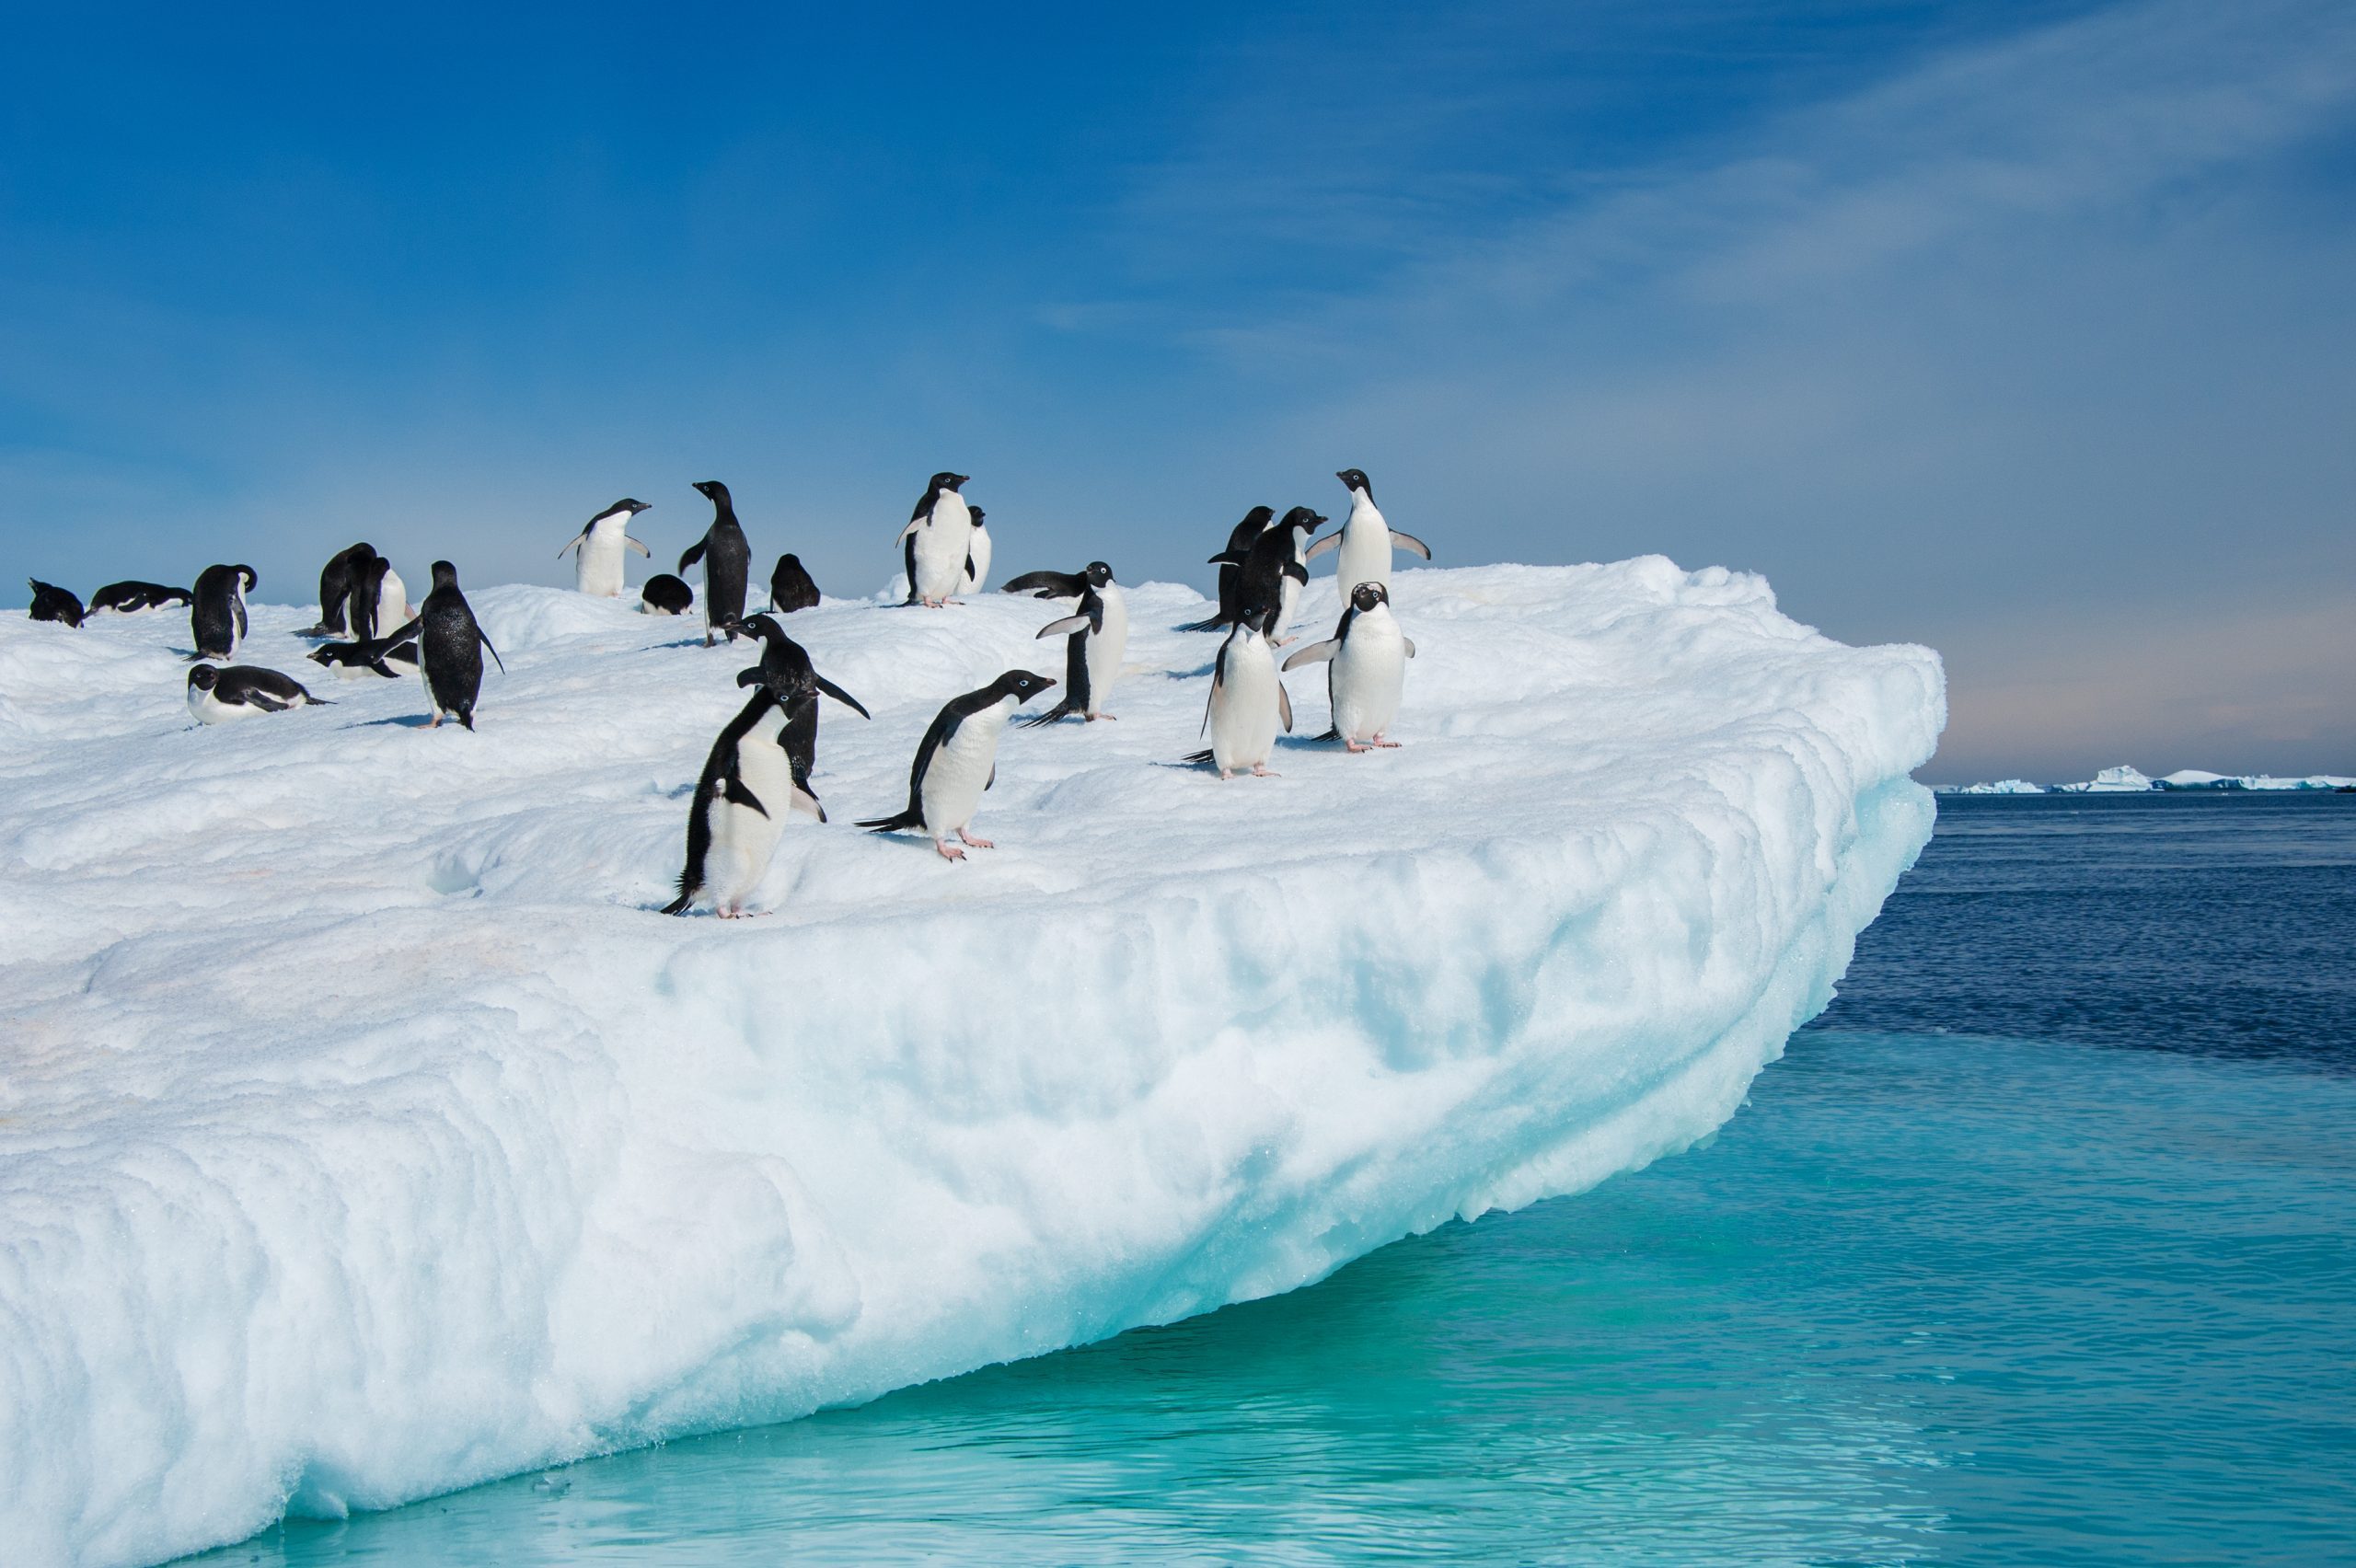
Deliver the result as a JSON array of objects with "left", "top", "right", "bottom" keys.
[{"left": 196, "top": 798, "right": 2356, "bottom": 1564}]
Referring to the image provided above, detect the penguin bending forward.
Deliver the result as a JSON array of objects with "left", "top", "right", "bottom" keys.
[
  {"left": 1024, "top": 562, "right": 1127, "bottom": 725},
  {"left": 191, "top": 564, "right": 256, "bottom": 661},
  {"left": 680, "top": 480, "right": 752, "bottom": 644},
  {"left": 1305, "top": 468, "right": 1429, "bottom": 596},
  {"left": 859, "top": 669, "right": 1057, "bottom": 860},
  {"left": 383, "top": 560, "right": 503, "bottom": 729},
  {"left": 28, "top": 580, "right": 85, "bottom": 627},
  {"left": 306, "top": 543, "right": 375, "bottom": 636},
  {"left": 662, "top": 678, "right": 825, "bottom": 917},
  {"left": 90, "top": 581, "right": 192, "bottom": 615},
  {"left": 1282, "top": 582, "right": 1415, "bottom": 750},
  {"left": 1179, "top": 505, "right": 1274, "bottom": 632},
  {"left": 1186, "top": 603, "right": 1292, "bottom": 778},
  {"left": 560, "top": 498, "right": 653, "bottom": 597},
  {"left": 187, "top": 664, "right": 329, "bottom": 724},
  {"left": 896, "top": 471, "right": 973, "bottom": 608},
  {"left": 641, "top": 573, "right": 695, "bottom": 616},
  {"left": 768, "top": 553, "right": 820, "bottom": 613},
  {"left": 727, "top": 613, "right": 871, "bottom": 816}
]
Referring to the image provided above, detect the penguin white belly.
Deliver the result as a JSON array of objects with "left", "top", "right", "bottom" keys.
[
  {"left": 1335, "top": 503, "right": 1392, "bottom": 594},
  {"left": 1210, "top": 637, "right": 1281, "bottom": 773},
  {"left": 376, "top": 567, "right": 409, "bottom": 628},
  {"left": 188, "top": 686, "right": 253, "bottom": 726},
  {"left": 1085, "top": 590, "right": 1128, "bottom": 715},
  {"left": 961, "top": 525, "right": 993, "bottom": 594},
  {"left": 708, "top": 712, "right": 796, "bottom": 911},
  {"left": 1331, "top": 614, "right": 1406, "bottom": 742},
  {"left": 577, "top": 526, "right": 629, "bottom": 597},
  {"left": 1276, "top": 572, "right": 1301, "bottom": 640},
  {"left": 911, "top": 497, "right": 971, "bottom": 603},
  {"left": 919, "top": 702, "right": 1010, "bottom": 836}
]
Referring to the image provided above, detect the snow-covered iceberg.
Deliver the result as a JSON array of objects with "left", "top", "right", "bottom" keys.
[
  {"left": 0, "top": 559, "right": 1943, "bottom": 1568},
  {"left": 2155, "top": 769, "right": 2356, "bottom": 790},
  {"left": 1939, "top": 778, "right": 2044, "bottom": 795},
  {"left": 2059, "top": 764, "right": 2154, "bottom": 793}
]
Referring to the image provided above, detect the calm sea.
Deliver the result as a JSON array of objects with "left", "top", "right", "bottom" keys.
[{"left": 194, "top": 794, "right": 2356, "bottom": 1565}]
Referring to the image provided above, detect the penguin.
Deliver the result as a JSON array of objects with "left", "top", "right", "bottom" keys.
[
  {"left": 1023, "top": 563, "right": 1127, "bottom": 725},
  {"left": 768, "top": 553, "right": 820, "bottom": 613},
  {"left": 186, "top": 664, "right": 330, "bottom": 724},
  {"left": 727, "top": 613, "right": 872, "bottom": 817},
  {"left": 1304, "top": 468, "right": 1429, "bottom": 596},
  {"left": 560, "top": 498, "right": 653, "bottom": 597},
  {"left": 961, "top": 504, "right": 993, "bottom": 594},
  {"left": 1186, "top": 597, "right": 1292, "bottom": 779},
  {"left": 858, "top": 669, "right": 1057, "bottom": 860},
  {"left": 351, "top": 554, "right": 410, "bottom": 643},
  {"left": 1179, "top": 506, "right": 1274, "bottom": 632},
  {"left": 659, "top": 681, "right": 824, "bottom": 918},
  {"left": 1281, "top": 581, "right": 1416, "bottom": 751},
  {"left": 89, "top": 581, "right": 192, "bottom": 614},
  {"left": 999, "top": 566, "right": 1092, "bottom": 599},
  {"left": 304, "top": 543, "right": 375, "bottom": 636},
  {"left": 641, "top": 573, "right": 695, "bottom": 616},
  {"left": 190, "top": 564, "right": 256, "bottom": 661},
  {"left": 1211, "top": 507, "right": 1322, "bottom": 643},
  {"left": 389, "top": 560, "right": 503, "bottom": 729},
  {"left": 306, "top": 632, "right": 422, "bottom": 680},
  {"left": 680, "top": 480, "right": 752, "bottom": 645},
  {"left": 28, "top": 580, "right": 85, "bottom": 627},
  {"left": 895, "top": 471, "right": 973, "bottom": 608}
]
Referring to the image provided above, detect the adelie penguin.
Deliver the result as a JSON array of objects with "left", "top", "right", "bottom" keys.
[
  {"left": 190, "top": 564, "right": 256, "bottom": 661},
  {"left": 727, "top": 613, "right": 871, "bottom": 817},
  {"left": 960, "top": 504, "right": 993, "bottom": 595},
  {"left": 1305, "top": 468, "right": 1429, "bottom": 596},
  {"left": 859, "top": 669, "right": 1057, "bottom": 861},
  {"left": 560, "top": 498, "right": 653, "bottom": 598},
  {"left": 350, "top": 553, "right": 410, "bottom": 643},
  {"left": 679, "top": 480, "right": 752, "bottom": 644},
  {"left": 186, "top": 664, "right": 330, "bottom": 725},
  {"left": 661, "top": 671, "right": 824, "bottom": 919},
  {"left": 382, "top": 560, "right": 503, "bottom": 729},
  {"left": 1282, "top": 582, "right": 1415, "bottom": 751},
  {"left": 28, "top": 579, "right": 85, "bottom": 627},
  {"left": 1179, "top": 505, "right": 1274, "bottom": 633},
  {"left": 1024, "top": 562, "right": 1127, "bottom": 725},
  {"left": 768, "top": 553, "right": 820, "bottom": 614},
  {"left": 896, "top": 471, "right": 973, "bottom": 608},
  {"left": 1212, "top": 507, "right": 1322, "bottom": 644},
  {"left": 641, "top": 574, "right": 695, "bottom": 616},
  {"left": 1187, "top": 595, "right": 1292, "bottom": 779},
  {"left": 89, "top": 581, "right": 192, "bottom": 615},
  {"left": 306, "top": 543, "right": 375, "bottom": 636},
  {"left": 306, "top": 630, "right": 421, "bottom": 680}
]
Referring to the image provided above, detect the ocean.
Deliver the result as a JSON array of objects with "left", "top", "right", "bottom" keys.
[{"left": 190, "top": 793, "right": 2356, "bottom": 1565}]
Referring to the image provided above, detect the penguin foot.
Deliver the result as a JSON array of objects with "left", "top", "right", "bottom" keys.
[
  {"left": 1370, "top": 737, "right": 1402, "bottom": 748},
  {"left": 1087, "top": 712, "right": 1116, "bottom": 721},
  {"left": 1251, "top": 765, "right": 1278, "bottom": 778},
  {"left": 1218, "top": 769, "right": 1234, "bottom": 781},
  {"left": 428, "top": 715, "right": 442, "bottom": 729},
  {"left": 935, "top": 839, "right": 967, "bottom": 862},
  {"left": 1345, "top": 739, "right": 1370, "bottom": 753},
  {"left": 957, "top": 828, "right": 995, "bottom": 849}
]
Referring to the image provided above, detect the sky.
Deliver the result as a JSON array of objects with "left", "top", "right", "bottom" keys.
[{"left": 4, "top": 0, "right": 2351, "bottom": 782}]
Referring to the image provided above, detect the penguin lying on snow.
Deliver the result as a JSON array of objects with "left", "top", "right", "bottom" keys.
[
  {"left": 1283, "top": 582, "right": 1415, "bottom": 750},
  {"left": 662, "top": 679, "right": 824, "bottom": 918},
  {"left": 641, "top": 573, "right": 695, "bottom": 616},
  {"left": 90, "top": 581, "right": 191, "bottom": 614},
  {"left": 681, "top": 480, "right": 752, "bottom": 645},
  {"left": 1025, "top": 562, "right": 1127, "bottom": 725},
  {"left": 187, "top": 664, "right": 329, "bottom": 724},
  {"left": 1305, "top": 468, "right": 1428, "bottom": 595},
  {"left": 28, "top": 579, "right": 84, "bottom": 627},
  {"left": 1179, "top": 505, "right": 1273, "bottom": 632},
  {"left": 860, "top": 670, "right": 1057, "bottom": 860},
  {"left": 1185, "top": 597, "right": 1291, "bottom": 779},
  {"left": 727, "top": 614, "right": 870, "bottom": 818},
  {"left": 560, "top": 498, "right": 653, "bottom": 597},
  {"left": 768, "top": 553, "right": 820, "bottom": 613},
  {"left": 191, "top": 564, "right": 256, "bottom": 660},
  {"left": 306, "top": 632, "right": 421, "bottom": 680},
  {"left": 896, "top": 471, "right": 973, "bottom": 608}
]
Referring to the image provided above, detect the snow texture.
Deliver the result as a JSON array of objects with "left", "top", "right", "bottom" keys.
[{"left": 0, "top": 560, "right": 1943, "bottom": 1567}]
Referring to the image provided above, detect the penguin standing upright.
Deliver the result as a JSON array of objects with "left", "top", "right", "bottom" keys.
[
  {"left": 306, "top": 543, "right": 375, "bottom": 636},
  {"left": 859, "top": 669, "right": 1056, "bottom": 860},
  {"left": 1213, "top": 508, "right": 1322, "bottom": 643},
  {"left": 1188, "top": 597, "right": 1292, "bottom": 779},
  {"left": 186, "top": 664, "right": 330, "bottom": 724},
  {"left": 1306, "top": 468, "right": 1429, "bottom": 596},
  {"left": 727, "top": 613, "right": 871, "bottom": 816},
  {"left": 1282, "top": 581, "right": 1415, "bottom": 750},
  {"left": 560, "top": 499, "right": 653, "bottom": 598},
  {"left": 190, "top": 565, "right": 255, "bottom": 661},
  {"left": 660, "top": 680, "right": 824, "bottom": 918},
  {"left": 1024, "top": 563, "right": 1127, "bottom": 725},
  {"left": 399, "top": 560, "right": 503, "bottom": 729},
  {"left": 680, "top": 480, "right": 752, "bottom": 645},
  {"left": 1180, "top": 506, "right": 1274, "bottom": 632},
  {"left": 895, "top": 471, "right": 973, "bottom": 608},
  {"left": 90, "top": 581, "right": 192, "bottom": 614},
  {"left": 28, "top": 580, "right": 85, "bottom": 626},
  {"left": 961, "top": 504, "right": 993, "bottom": 594},
  {"left": 768, "top": 553, "right": 820, "bottom": 613}
]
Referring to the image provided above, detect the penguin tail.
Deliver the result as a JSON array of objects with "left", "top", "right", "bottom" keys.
[
  {"left": 1175, "top": 614, "right": 1229, "bottom": 633},
  {"left": 1180, "top": 748, "right": 1215, "bottom": 767},
  {"left": 660, "top": 888, "right": 695, "bottom": 917},
  {"left": 1022, "top": 698, "right": 1081, "bottom": 729},
  {"left": 1318, "top": 726, "right": 1340, "bottom": 742},
  {"left": 857, "top": 809, "right": 923, "bottom": 834}
]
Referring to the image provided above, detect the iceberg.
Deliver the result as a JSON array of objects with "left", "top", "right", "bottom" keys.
[
  {"left": 1939, "top": 778, "right": 2044, "bottom": 795},
  {"left": 2059, "top": 764, "right": 2154, "bottom": 793},
  {"left": 0, "top": 559, "right": 1943, "bottom": 1568}
]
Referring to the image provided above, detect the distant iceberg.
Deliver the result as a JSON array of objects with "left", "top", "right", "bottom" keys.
[
  {"left": 0, "top": 560, "right": 1942, "bottom": 1568},
  {"left": 2153, "top": 769, "right": 2356, "bottom": 791},
  {"left": 1939, "top": 766, "right": 2355, "bottom": 795},
  {"left": 1940, "top": 778, "right": 2044, "bottom": 795},
  {"left": 2059, "top": 764, "right": 2155, "bottom": 793}
]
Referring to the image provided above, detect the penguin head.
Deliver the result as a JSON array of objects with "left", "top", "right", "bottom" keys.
[
  {"left": 1277, "top": 506, "right": 1324, "bottom": 538},
  {"left": 595, "top": 498, "right": 651, "bottom": 523},
  {"left": 930, "top": 472, "right": 969, "bottom": 493},
  {"left": 692, "top": 480, "right": 733, "bottom": 507},
  {"left": 1085, "top": 561, "right": 1114, "bottom": 587},
  {"left": 1349, "top": 582, "right": 1390, "bottom": 613},
  {"left": 1241, "top": 505, "right": 1275, "bottom": 528},
  {"left": 1336, "top": 468, "right": 1373, "bottom": 501},
  {"left": 431, "top": 560, "right": 460, "bottom": 589},
  {"left": 968, "top": 505, "right": 986, "bottom": 525},
  {"left": 730, "top": 612, "right": 789, "bottom": 648},
  {"left": 991, "top": 668, "right": 1057, "bottom": 706},
  {"left": 188, "top": 664, "right": 220, "bottom": 692},
  {"left": 235, "top": 565, "right": 258, "bottom": 591},
  {"left": 306, "top": 644, "right": 337, "bottom": 667}
]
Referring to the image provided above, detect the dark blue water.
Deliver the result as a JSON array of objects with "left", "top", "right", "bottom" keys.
[{"left": 195, "top": 794, "right": 2356, "bottom": 1566}]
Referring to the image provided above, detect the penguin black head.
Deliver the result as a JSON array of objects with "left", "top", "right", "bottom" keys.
[
  {"left": 1234, "top": 596, "right": 1275, "bottom": 634},
  {"left": 597, "top": 498, "right": 652, "bottom": 520},
  {"left": 188, "top": 664, "right": 220, "bottom": 692},
  {"left": 930, "top": 472, "right": 970, "bottom": 493},
  {"left": 1085, "top": 561, "right": 1114, "bottom": 587},
  {"left": 968, "top": 504, "right": 986, "bottom": 524},
  {"left": 235, "top": 565, "right": 258, "bottom": 591},
  {"left": 1336, "top": 468, "right": 1373, "bottom": 501},
  {"left": 431, "top": 560, "right": 459, "bottom": 589},
  {"left": 1349, "top": 582, "right": 1390, "bottom": 613},
  {"left": 732, "top": 612, "right": 789, "bottom": 648},
  {"left": 1277, "top": 506, "right": 1324, "bottom": 536},
  {"left": 693, "top": 480, "right": 733, "bottom": 506},
  {"left": 989, "top": 668, "right": 1057, "bottom": 705}
]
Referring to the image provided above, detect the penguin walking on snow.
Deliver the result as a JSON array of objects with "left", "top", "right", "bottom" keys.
[
  {"left": 1282, "top": 582, "right": 1415, "bottom": 750},
  {"left": 28, "top": 580, "right": 85, "bottom": 626},
  {"left": 1186, "top": 597, "right": 1292, "bottom": 778},
  {"left": 191, "top": 564, "right": 256, "bottom": 661},
  {"left": 859, "top": 669, "right": 1057, "bottom": 860},
  {"left": 1305, "top": 468, "right": 1429, "bottom": 596},
  {"left": 727, "top": 613, "right": 871, "bottom": 816},
  {"left": 1179, "top": 505, "right": 1274, "bottom": 632},
  {"left": 187, "top": 664, "right": 330, "bottom": 724},
  {"left": 91, "top": 581, "right": 191, "bottom": 614},
  {"left": 306, "top": 543, "right": 375, "bottom": 636},
  {"left": 769, "top": 553, "right": 820, "bottom": 613},
  {"left": 680, "top": 480, "right": 752, "bottom": 644},
  {"left": 661, "top": 680, "right": 823, "bottom": 918},
  {"left": 960, "top": 504, "right": 993, "bottom": 594},
  {"left": 388, "top": 560, "right": 503, "bottom": 729},
  {"left": 560, "top": 499, "right": 653, "bottom": 597},
  {"left": 896, "top": 471, "right": 973, "bottom": 608},
  {"left": 1024, "top": 563, "right": 1127, "bottom": 725}
]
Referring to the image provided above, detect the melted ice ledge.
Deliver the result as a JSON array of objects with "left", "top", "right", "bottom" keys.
[{"left": 0, "top": 562, "right": 1943, "bottom": 1567}]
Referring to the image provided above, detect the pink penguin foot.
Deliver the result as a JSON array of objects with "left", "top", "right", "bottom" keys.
[
  {"left": 957, "top": 828, "right": 995, "bottom": 849},
  {"left": 935, "top": 839, "right": 967, "bottom": 862},
  {"left": 1371, "top": 736, "right": 1402, "bottom": 748},
  {"left": 1251, "top": 765, "right": 1277, "bottom": 778}
]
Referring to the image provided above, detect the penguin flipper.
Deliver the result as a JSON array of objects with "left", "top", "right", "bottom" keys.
[
  {"left": 1282, "top": 640, "right": 1340, "bottom": 671},
  {"left": 1276, "top": 680, "right": 1293, "bottom": 734},
  {"left": 894, "top": 517, "right": 924, "bottom": 546},
  {"left": 1035, "top": 615, "right": 1091, "bottom": 640},
  {"left": 1389, "top": 530, "right": 1432, "bottom": 560},
  {"left": 627, "top": 536, "right": 651, "bottom": 557},
  {"left": 815, "top": 674, "right": 871, "bottom": 720},
  {"left": 1202, "top": 641, "right": 1228, "bottom": 737},
  {"left": 1285, "top": 560, "right": 1309, "bottom": 586},
  {"left": 479, "top": 628, "right": 506, "bottom": 674},
  {"left": 557, "top": 536, "right": 581, "bottom": 559},
  {"left": 1403, "top": 637, "right": 1417, "bottom": 658},
  {"left": 679, "top": 538, "right": 708, "bottom": 572},
  {"left": 791, "top": 786, "right": 826, "bottom": 821},
  {"left": 722, "top": 778, "right": 771, "bottom": 819},
  {"left": 369, "top": 661, "right": 401, "bottom": 678},
  {"left": 1303, "top": 534, "right": 1342, "bottom": 561}
]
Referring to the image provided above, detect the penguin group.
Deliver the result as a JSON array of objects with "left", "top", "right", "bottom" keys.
[{"left": 19, "top": 466, "right": 1427, "bottom": 915}]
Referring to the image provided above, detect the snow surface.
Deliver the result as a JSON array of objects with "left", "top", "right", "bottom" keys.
[{"left": 0, "top": 560, "right": 1943, "bottom": 1568}]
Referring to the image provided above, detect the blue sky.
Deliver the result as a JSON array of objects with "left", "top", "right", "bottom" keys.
[{"left": 5, "top": 0, "right": 2351, "bottom": 780}]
